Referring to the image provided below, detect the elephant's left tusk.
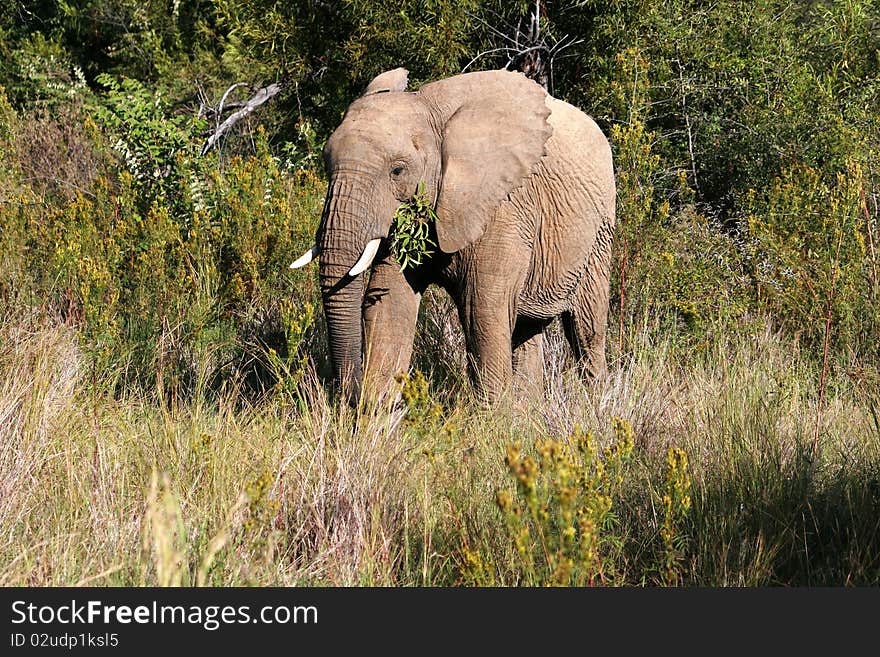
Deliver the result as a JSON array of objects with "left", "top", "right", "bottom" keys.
[
  {"left": 290, "top": 245, "right": 318, "bottom": 269},
  {"left": 348, "top": 238, "right": 382, "bottom": 277}
]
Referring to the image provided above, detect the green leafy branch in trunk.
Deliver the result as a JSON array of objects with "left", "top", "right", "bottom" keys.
[{"left": 390, "top": 181, "right": 437, "bottom": 271}]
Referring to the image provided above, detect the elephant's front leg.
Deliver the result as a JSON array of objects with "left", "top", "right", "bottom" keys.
[
  {"left": 457, "top": 289, "right": 518, "bottom": 402},
  {"left": 362, "top": 255, "right": 423, "bottom": 396}
]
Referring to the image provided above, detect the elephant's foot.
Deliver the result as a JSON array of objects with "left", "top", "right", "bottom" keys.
[{"left": 467, "top": 350, "right": 514, "bottom": 404}]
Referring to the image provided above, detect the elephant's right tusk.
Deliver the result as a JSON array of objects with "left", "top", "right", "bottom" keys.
[
  {"left": 348, "top": 238, "right": 382, "bottom": 277},
  {"left": 290, "top": 245, "right": 318, "bottom": 269}
]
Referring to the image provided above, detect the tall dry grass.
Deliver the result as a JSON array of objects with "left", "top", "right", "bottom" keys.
[{"left": 0, "top": 304, "right": 878, "bottom": 586}]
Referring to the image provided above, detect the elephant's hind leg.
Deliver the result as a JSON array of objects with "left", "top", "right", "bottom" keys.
[
  {"left": 561, "top": 310, "right": 606, "bottom": 382},
  {"left": 512, "top": 319, "right": 548, "bottom": 395},
  {"left": 561, "top": 239, "right": 612, "bottom": 382},
  {"left": 456, "top": 295, "right": 516, "bottom": 403}
]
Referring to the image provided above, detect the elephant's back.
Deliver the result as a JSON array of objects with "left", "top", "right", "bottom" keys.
[
  {"left": 545, "top": 97, "right": 615, "bottom": 212},
  {"left": 512, "top": 96, "right": 616, "bottom": 319}
]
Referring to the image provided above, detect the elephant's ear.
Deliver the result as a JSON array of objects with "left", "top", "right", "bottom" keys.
[
  {"left": 420, "top": 70, "right": 552, "bottom": 253},
  {"left": 363, "top": 68, "right": 409, "bottom": 96}
]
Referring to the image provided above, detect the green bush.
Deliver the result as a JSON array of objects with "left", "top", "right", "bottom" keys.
[
  {"left": 488, "top": 422, "right": 635, "bottom": 586},
  {"left": 744, "top": 161, "right": 879, "bottom": 358},
  {"left": 1, "top": 75, "right": 325, "bottom": 400}
]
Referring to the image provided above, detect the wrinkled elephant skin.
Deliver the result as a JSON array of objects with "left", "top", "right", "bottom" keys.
[{"left": 302, "top": 67, "right": 615, "bottom": 403}]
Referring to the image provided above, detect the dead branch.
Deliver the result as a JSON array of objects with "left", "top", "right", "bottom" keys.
[
  {"left": 464, "top": 1, "right": 583, "bottom": 95},
  {"left": 675, "top": 48, "right": 700, "bottom": 197},
  {"left": 217, "top": 82, "right": 250, "bottom": 119},
  {"left": 462, "top": 46, "right": 520, "bottom": 73},
  {"left": 197, "top": 81, "right": 252, "bottom": 120},
  {"left": 200, "top": 82, "right": 283, "bottom": 156}
]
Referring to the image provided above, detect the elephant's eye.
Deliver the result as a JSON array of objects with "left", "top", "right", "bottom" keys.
[{"left": 390, "top": 164, "right": 406, "bottom": 178}]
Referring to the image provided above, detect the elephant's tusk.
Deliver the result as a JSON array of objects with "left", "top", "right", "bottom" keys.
[
  {"left": 348, "top": 238, "right": 382, "bottom": 277},
  {"left": 290, "top": 245, "right": 318, "bottom": 269}
]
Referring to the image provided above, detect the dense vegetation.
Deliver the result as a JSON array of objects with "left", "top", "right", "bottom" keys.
[{"left": 1, "top": 1, "right": 878, "bottom": 586}]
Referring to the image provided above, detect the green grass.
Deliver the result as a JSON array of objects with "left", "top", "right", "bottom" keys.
[{"left": 2, "top": 311, "right": 877, "bottom": 586}]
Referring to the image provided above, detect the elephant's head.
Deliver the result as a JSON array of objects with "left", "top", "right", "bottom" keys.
[{"left": 291, "top": 67, "right": 552, "bottom": 400}]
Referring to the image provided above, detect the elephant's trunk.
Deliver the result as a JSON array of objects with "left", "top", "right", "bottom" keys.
[{"left": 318, "top": 176, "right": 375, "bottom": 403}]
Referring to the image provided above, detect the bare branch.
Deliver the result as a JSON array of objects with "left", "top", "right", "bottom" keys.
[
  {"left": 505, "top": 44, "right": 552, "bottom": 68},
  {"left": 533, "top": 0, "right": 541, "bottom": 41},
  {"left": 196, "top": 80, "right": 210, "bottom": 119},
  {"left": 217, "top": 82, "right": 250, "bottom": 121},
  {"left": 462, "top": 47, "right": 519, "bottom": 73},
  {"left": 465, "top": 9, "right": 522, "bottom": 47},
  {"left": 675, "top": 48, "right": 700, "bottom": 196},
  {"left": 197, "top": 81, "right": 253, "bottom": 120},
  {"left": 465, "top": 1, "right": 584, "bottom": 95},
  {"left": 214, "top": 101, "right": 249, "bottom": 113},
  {"left": 200, "top": 82, "right": 283, "bottom": 157}
]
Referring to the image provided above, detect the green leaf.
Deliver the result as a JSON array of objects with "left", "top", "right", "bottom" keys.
[{"left": 389, "top": 180, "right": 437, "bottom": 272}]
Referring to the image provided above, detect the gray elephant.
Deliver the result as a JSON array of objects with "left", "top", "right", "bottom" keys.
[{"left": 291, "top": 67, "right": 615, "bottom": 402}]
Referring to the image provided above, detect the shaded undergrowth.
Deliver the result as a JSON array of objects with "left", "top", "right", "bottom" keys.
[{"left": 2, "top": 311, "right": 877, "bottom": 587}]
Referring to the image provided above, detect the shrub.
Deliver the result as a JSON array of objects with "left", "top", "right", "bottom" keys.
[
  {"left": 481, "top": 419, "right": 636, "bottom": 586},
  {"left": 743, "top": 160, "right": 879, "bottom": 358}
]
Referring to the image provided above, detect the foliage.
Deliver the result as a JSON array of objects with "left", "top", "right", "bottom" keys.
[
  {"left": 93, "top": 73, "right": 203, "bottom": 201},
  {"left": 0, "top": 85, "right": 22, "bottom": 201},
  {"left": 0, "top": 0, "right": 879, "bottom": 588},
  {"left": 660, "top": 446, "right": 692, "bottom": 585},
  {"left": 397, "top": 370, "right": 444, "bottom": 427},
  {"left": 390, "top": 181, "right": 438, "bottom": 272},
  {"left": 744, "top": 160, "right": 880, "bottom": 356},
  {"left": 490, "top": 421, "right": 635, "bottom": 586},
  {"left": 608, "top": 48, "right": 751, "bottom": 347},
  {"left": 2, "top": 31, "right": 89, "bottom": 107},
  {"left": 2, "top": 302, "right": 879, "bottom": 586},
  {"left": 1, "top": 104, "right": 324, "bottom": 397}
]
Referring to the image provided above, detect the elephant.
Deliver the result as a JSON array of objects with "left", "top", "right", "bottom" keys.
[{"left": 291, "top": 67, "right": 616, "bottom": 403}]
